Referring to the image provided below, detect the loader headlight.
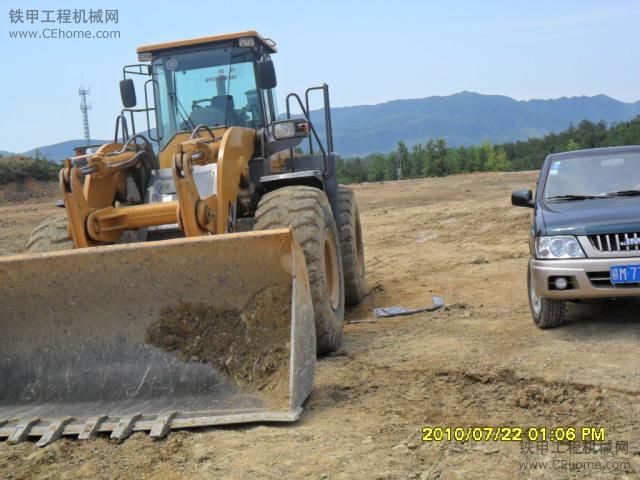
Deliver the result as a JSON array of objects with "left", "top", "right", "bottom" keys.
[
  {"left": 273, "top": 122, "right": 295, "bottom": 139},
  {"left": 271, "top": 121, "right": 309, "bottom": 140},
  {"left": 535, "top": 236, "right": 585, "bottom": 259},
  {"left": 239, "top": 37, "right": 256, "bottom": 48}
]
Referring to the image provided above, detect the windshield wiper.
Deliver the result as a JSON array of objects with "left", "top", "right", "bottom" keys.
[
  {"left": 546, "top": 194, "right": 607, "bottom": 201},
  {"left": 605, "top": 189, "right": 640, "bottom": 197}
]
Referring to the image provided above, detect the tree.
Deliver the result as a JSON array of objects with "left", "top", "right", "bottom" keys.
[
  {"left": 464, "top": 146, "right": 481, "bottom": 172},
  {"left": 367, "top": 153, "right": 391, "bottom": 181},
  {"left": 425, "top": 138, "right": 448, "bottom": 176},
  {"left": 409, "top": 144, "right": 425, "bottom": 178},
  {"left": 396, "top": 141, "right": 410, "bottom": 179},
  {"left": 566, "top": 139, "right": 580, "bottom": 151},
  {"left": 477, "top": 141, "right": 493, "bottom": 171},
  {"left": 485, "top": 145, "right": 509, "bottom": 171},
  {"left": 337, "top": 156, "right": 368, "bottom": 183},
  {"left": 336, "top": 116, "right": 640, "bottom": 184},
  {"left": 455, "top": 146, "right": 470, "bottom": 173}
]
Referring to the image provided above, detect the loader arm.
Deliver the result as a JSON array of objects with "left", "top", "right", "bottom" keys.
[
  {"left": 62, "top": 127, "right": 256, "bottom": 245},
  {"left": 61, "top": 142, "right": 131, "bottom": 247},
  {"left": 173, "top": 127, "right": 256, "bottom": 235},
  {"left": 216, "top": 127, "right": 256, "bottom": 234}
]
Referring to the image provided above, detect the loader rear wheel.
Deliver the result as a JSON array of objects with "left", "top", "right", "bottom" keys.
[
  {"left": 337, "top": 186, "right": 366, "bottom": 306},
  {"left": 255, "top": 186, "right": 345, "bottom": 355},
  {"left": 25, "top": 214, "right": 73, "bottom": 253}
]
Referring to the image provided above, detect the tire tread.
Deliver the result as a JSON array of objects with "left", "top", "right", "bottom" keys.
[
  {"left": 255, "top": 186, "right": 345, "bottom": 354},
  {"left": 336, "top": 186, "right": 366, "bottom": 306},
  {"left": 25, "top": 215, "right": 73, "bottom": 253}
]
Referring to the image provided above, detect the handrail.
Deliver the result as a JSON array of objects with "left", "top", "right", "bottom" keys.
[
  {"left": 122, "top": 64, "right": 151, "bottom": 78},
  {"left": 144, "top": 79, "right": 160, "bottom": 141},
  {"left": 189, "top": 124, "right": 216, "bottom": 140},
  {"left": 285, "top": 92, "right": 328, "bottom": 176},
  {"left": 120, "top": 63, "right": 159, "bottom": 143},
  {"left": 305, "top": 84, "right": 335, "bottom": 177},
  {"left": 114, "top": 113, "right": 130, "bottom": 144}
]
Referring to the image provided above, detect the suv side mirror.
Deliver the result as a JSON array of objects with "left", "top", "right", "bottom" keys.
[
  {"left": 512, "top": 189, "right": 535, "bottom": 208},
  {"left": 257, "top": 59, "right": 277, "bottom": 89},
  {"left": 119, "top": 79, "right": 137, "bottom": 108}
]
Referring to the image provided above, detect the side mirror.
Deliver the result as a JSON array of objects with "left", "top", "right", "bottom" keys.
[
  {"left": 512, "top": 189, "right": 535, "bottom": 208},
  {"left": 119, "top": 79, "right": 137, "bottom": 108},
  {"left": 257, "top": 59, "right": 277, "bottom": 89}
]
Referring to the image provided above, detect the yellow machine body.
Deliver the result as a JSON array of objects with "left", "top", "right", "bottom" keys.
[{"left": 0, "top": 31, "right": 318, "bottom": 446}]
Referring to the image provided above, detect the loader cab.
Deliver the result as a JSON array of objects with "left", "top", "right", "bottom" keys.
[
  {"left": 122, "top": 31, "right": 279, "bottom": 153},
  {"left": 119, "top": 31, "right": 339, "bottom": 217},
  {"left": 150, "top": 46, "right": 276, "bottom": 151}
]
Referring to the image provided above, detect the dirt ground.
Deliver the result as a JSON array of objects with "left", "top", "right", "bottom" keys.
[{"left": 1, "top": 172, "right": 639, "bottom": 479}]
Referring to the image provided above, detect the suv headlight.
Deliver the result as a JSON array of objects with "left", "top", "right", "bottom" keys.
[{"left": 535, "top": 236, "right": 585, "bottom": 259}]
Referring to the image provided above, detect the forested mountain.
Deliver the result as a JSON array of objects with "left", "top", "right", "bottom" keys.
[
  {"left": 310, "top": 91, "right": 640, "bottom": 156},
  {"left": 336, "top": 117, "right": 640, "bottom": 183},
  {"left": 5, "top": 92, "right": 639, "bottom": 161}
]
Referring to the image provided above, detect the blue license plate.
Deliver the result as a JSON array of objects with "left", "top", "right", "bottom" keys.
[{"left": 610, "top": 265, "right": 640, "bottom": 284}]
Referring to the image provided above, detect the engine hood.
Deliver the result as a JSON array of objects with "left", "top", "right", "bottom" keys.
[{"left": 541, "top": 197, "right": 640, "bottom": 235}]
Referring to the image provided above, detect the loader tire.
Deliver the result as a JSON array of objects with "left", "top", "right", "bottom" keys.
[
  {"left": 337, "top": 186, "right": 366, "bottom": 306},
  {"left": 255, "top": 186, "right": 345, "bottom": 355},
  {"left": 25, "top": 214, "right": 74, "bottom": 253}
]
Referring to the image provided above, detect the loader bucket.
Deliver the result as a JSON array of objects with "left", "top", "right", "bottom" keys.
[{"left": 0, "top": 229, "right": 315, "bottom": 446}]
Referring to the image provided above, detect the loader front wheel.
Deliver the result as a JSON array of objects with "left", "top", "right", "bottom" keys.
[
  {"left": 255, "top": 186, "right": 345, "bottom": 355},
  {"left": 337, "top": 186, "right": 366, "bottom": 306},
  {"left": 25, "top": 214, "right": 73, "bottom": 253}
]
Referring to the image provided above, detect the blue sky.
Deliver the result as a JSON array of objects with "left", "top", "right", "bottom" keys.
[{"left": 1, "top": 0, "right": 639, "bottom": 152}]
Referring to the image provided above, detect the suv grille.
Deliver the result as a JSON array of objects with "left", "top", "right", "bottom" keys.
[{"left": 588, "top": 233, "right": 640, "bottom": 252}]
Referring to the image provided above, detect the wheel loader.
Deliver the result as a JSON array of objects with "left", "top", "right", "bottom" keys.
[{"left": 0, "top": 31, "right": 366, "bottom": 446}]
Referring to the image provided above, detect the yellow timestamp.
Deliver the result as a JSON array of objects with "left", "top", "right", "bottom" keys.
[{"left": 421, "top": 426, "right": 606, "bottom": 442}]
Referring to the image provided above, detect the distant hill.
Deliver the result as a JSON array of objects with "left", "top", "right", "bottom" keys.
[
  {"left": 25, "top": 139, "right": 109, "bottom": 161},
  {"left": 309, "top": 91, "right": 640, "bottom": 156},
  {"left": 0, "top": 139, "right": 109, "bottom": 162},
  {"left": 5, "top": 92, "right": 640, "bottom": 159}
]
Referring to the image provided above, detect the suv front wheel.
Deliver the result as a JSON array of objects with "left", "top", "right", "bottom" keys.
[{"left": 528, "top": 263, "right": 566, "bottom": 328}]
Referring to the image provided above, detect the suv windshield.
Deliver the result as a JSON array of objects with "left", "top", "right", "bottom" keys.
[
  {"left": 152, "top": 46, "right": 264, "bottom": 149},
  {"left": 544, "top": 152, "right": 640, "bottom": 200}
]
